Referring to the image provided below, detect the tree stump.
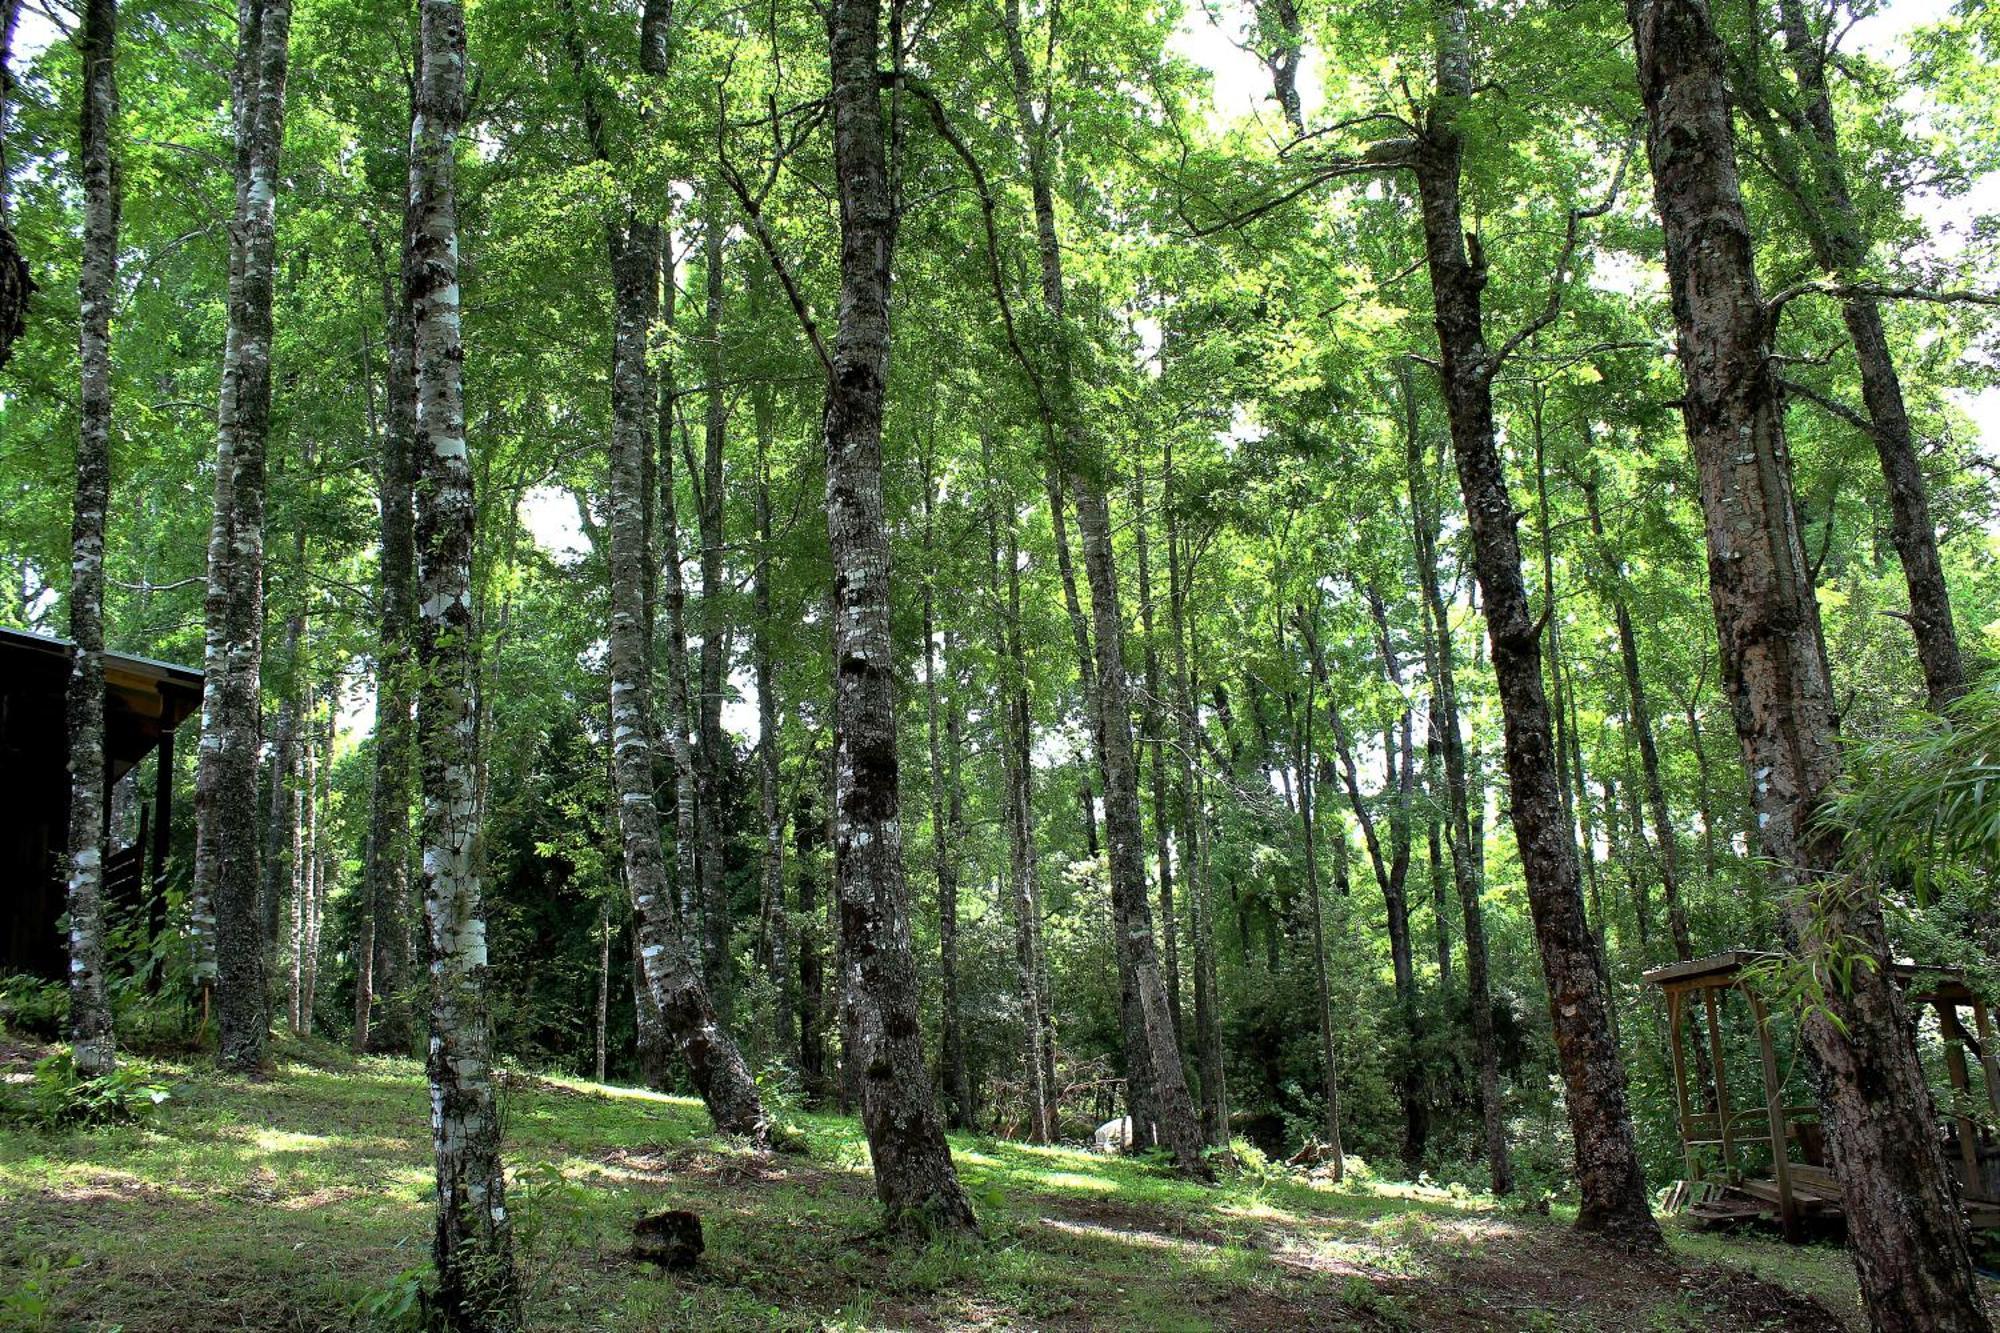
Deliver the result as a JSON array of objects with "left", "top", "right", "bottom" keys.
[{"left": 632, "top": 1208, "right": 703, "bottom": 1271}]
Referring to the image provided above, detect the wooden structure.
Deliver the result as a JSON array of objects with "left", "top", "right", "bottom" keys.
[
  {"left": 1646, "top": 950, "right": 2000, "bottom": 1240},
  {"left": 0, "top": 626, "right": 201, "bottom": 978}
]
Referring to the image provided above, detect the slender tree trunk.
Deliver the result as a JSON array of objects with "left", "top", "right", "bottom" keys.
[
  {"left": 822, "top": 0, "right": 976, "bottom": 1233},
  {"left": 983, "top": 432, "right": 1053, "bottom": 1143},
  {"left": 606, "top": 222, "right": 767, "bottom": 1139},
  {"left": 65, "top": 0, "right": 117, "bottom": 1078},
  {"left": 695, "top": 187, "right": 731, "bottom": 1001},
  {"left": 594, "top": 899, "right": 610, "bottom": 1082},
  {"left": 998, "top": 0, "right": 1206, "bottom": 1179},
  {"left": 1629, "top": 0, "right": 1989, "bottom": 1318},
  {"left": 264, "top": 587, "right": 302, "bottom": 1013},
  {"left": 1745, "top": 0, "right": 1966, "bottom": 711},
  {"left": 1164, "top": 443, "right": 1227, "bottom": 1146},
  {"left": 753, "top": 386, "right": 794, "bottom": 1065},
  {"left": 408, "top": 0, "right": 516, "bottom": 1316},
  {"left": 1405, "top": 366, "right": 1511, "bottom": 1195},
  {"left": 1582, "top": 466, "right": 1691, "bottom": 961},
  {"left": 362, "top": 226, "right": 419, "bottom": 1053},
  {"left": 0, "top": 0, "right": 32, "bottom": 370},
  {"left": 794, "top": 783, "right": 826, "bottom": 1101},
  {"left": 1426, "top": 735, "right": 1452, "bottom": 997},
  {"left": 1286, "top": 630, "right": 1344, "bottom": 1174},
  {"left": 193, "top": 0, "right": 292, "bottom": 1072},
  {"left": 920, "top": 455, "right": 971, "bottom": 1129},
  {"left": 1411, "top": 1, "right": 1655, "bottom": 1242},
  {"left": 1133, "top": 456, "right": 1183, "bottom": 1045}
]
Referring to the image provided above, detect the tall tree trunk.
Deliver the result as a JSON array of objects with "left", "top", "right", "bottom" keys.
[
  {"left": 1405, "top": 366, "right": 1511, "bottom": 1195},
  {"left": 1629, "top": 0, "right": 1989, "bottom": 1319},
  {"left": 695, "top": 187, "right": 731, "bottom": 1000},
  {"left": 408, "top": 0, "right": 517, "bottom": 1316},
  {"left": 998, "top": 0, "right": 1207, "bottom": 1178},
  {"left": 920, "top": 455, "right": 971, "bottom": 1129},
  {"left": 1286, "top": 628, "right": 1344, "bottom": 1174},
  {"left": 193, "top": 0, "right": 292, "bottom": 1072},
  {"left": 822, "top": 0, "right": 976, "bottom": 1233},
  {"left": 1164, "top": 442, "right": 1227, "bottom": 1146},
  {"left": 65, "top": 0, "right": 117, "bottom": 1078},
  {"left": 794, "top": 782, "right": 826, "bottom": 1101},
  {"left": 594, "top": 899, "right": 610, "bottom": 1082},
  {"left": 0, "top": 0, "right": 31, "bottom": 370},
  {"left": 753, "top": 386, "right": 795, "bottom": 1065},
  {"left": 983, "top": 431, "right": 1054, "bottom": 1142},
  {"left": 1742, "top": 0, "right": 1966, "bottom": 711},
  {"left": 1133, "top": 455, "right": 1183, "bottom": 1045},
  {"left": 264, "top": 581, "right": 302, "bottom": 1014},
  {"left": 362, "top": 224, "right": 419, "bottom": 1053},
  {"left": 1582, "top": 466, "right": 1692, "bottom": 962},
  {"left": 606, "top": 222, "right": 767, "bottom": 1139},
  {"left": 1411, "top": 0, "right": 1655, "bottom": 1243}
]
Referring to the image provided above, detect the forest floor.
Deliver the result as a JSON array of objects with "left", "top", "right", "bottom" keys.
[{"left": 0, "top": 1033, "right": 1986, "bottom": 1331}]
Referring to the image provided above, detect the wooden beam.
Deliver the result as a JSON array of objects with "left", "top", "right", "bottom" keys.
[
  {"left": 1938, "top": 999, "right": 1982, "bottom": 1195},
  {"left": 1704, "top": 987, "right": 1735, "bottom": 1167},
  {"left": 1667, "top": 987, "right": 1698, "bottom": 1183},
  {"left": 1747, "top": 991, "right": 1800, "bottom": 1243}
]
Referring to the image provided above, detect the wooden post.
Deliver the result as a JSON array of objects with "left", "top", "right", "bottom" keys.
[
  {"left": 1704, "top": 986, "right": 1735, "bottom": 1168},
  {"left": 1974, "top": 999, "right": 2000, "bottom": 1123},
  {"left": 1747, "top": 991, "right": 1799, "bottom": 1242},
  {"left": 147, "top": 727, "right": 174, "bottom": 991},
  {"left": 1666, "top": 986, "right": 1698, "bottom": 1184},
  {"left": 1938, "top": 999, "right": 1982, "bottom": 1194}
]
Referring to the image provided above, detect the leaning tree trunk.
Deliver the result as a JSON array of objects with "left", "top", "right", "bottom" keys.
[
  {"left": 1628, "top": 0, "right": 1990, "bottom": 1322},
  {"left": 606, "top": 222, "right": 767, "bottom": 1140},
  {"left": 64, "top": 0, "right": 118, "bottom": 1079},
  {"left": 1410, "top": 0, "right": 1656, "bottom": 1244},
  {"left": 193, "top": 0, "right": 292, "bottom": 1072},
  {"left": 361, "top": 228, "right": 419, "bottom": 1054},
  {"left": 822, "top": 0, "right": 976, "bottom": 1234},
  {"left": 1756, "top": 0, "right": 1966, "bottom": 712},
  {"left": 407, "top": 0, "right": 516, "bottom": 1319}
]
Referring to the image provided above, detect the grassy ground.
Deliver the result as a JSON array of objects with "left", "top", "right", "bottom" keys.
[{"left": 0, "top": 1035, "right": 1978, "bottom": 1331}]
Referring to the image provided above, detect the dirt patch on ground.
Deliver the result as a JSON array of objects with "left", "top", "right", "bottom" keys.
[{"left": 1397, "top": 1224, "right": 1842, "bottom": 1331}]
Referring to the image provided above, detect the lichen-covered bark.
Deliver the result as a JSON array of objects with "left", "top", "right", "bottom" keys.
[
  {"left": 361, "top": 231, "right": 419, "bottom": 1053},
  {"left": 407, "top": 0, "right": 516, "bottom": 1318},
  {"left": 194, "top": 0, "right": 291, "bottom": 1072},
  {"left": 1628, "top": 0, "right": 1989, "bottom": 1321},
  {"left": 65, "top": 0, "right": 118, "bottom": 1079},
  {"left": 823, "top": 0, "right": 976, "bottom": 1233},
  {"left": 1411, "top": 0, "right": 1655, "bottom": 1243},
  {"left": 607, "top": 223, "right": 767, "bottom": 1140}
]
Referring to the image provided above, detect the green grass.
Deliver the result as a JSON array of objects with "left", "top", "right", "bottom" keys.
[{"left": 0, "top": 1036, "right": 1915, "bottom": 1331}]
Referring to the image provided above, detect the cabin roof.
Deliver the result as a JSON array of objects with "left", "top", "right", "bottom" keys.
[{"left": 1642, "top": 949, "right": 1974, "bottom": 1003}]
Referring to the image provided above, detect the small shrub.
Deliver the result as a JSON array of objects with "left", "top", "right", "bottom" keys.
[
  {"left": 0, "top": 1252, "right": 82, "bottom": 1331},
  {"left": 0, "top": 974, "right": 68, "bottom": 1041},
  {"left": 23, "top": 1052, "right": 169, "bottom": 1130},
  {"left": 349, "top": 1264, "right": 430, "bottom": 1332}
]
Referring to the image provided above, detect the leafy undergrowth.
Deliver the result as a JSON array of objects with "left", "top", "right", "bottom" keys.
[{"left": 0, "top": 1035, "right": 1948, "bottom": 1331}]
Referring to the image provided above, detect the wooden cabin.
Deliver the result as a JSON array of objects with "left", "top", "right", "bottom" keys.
[
  {"left": 1646, "top": 950, "right": 2000, "bottom": 1240},
  {"left": 0, "top": 626, "right": 202, "bottom": 979}
]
